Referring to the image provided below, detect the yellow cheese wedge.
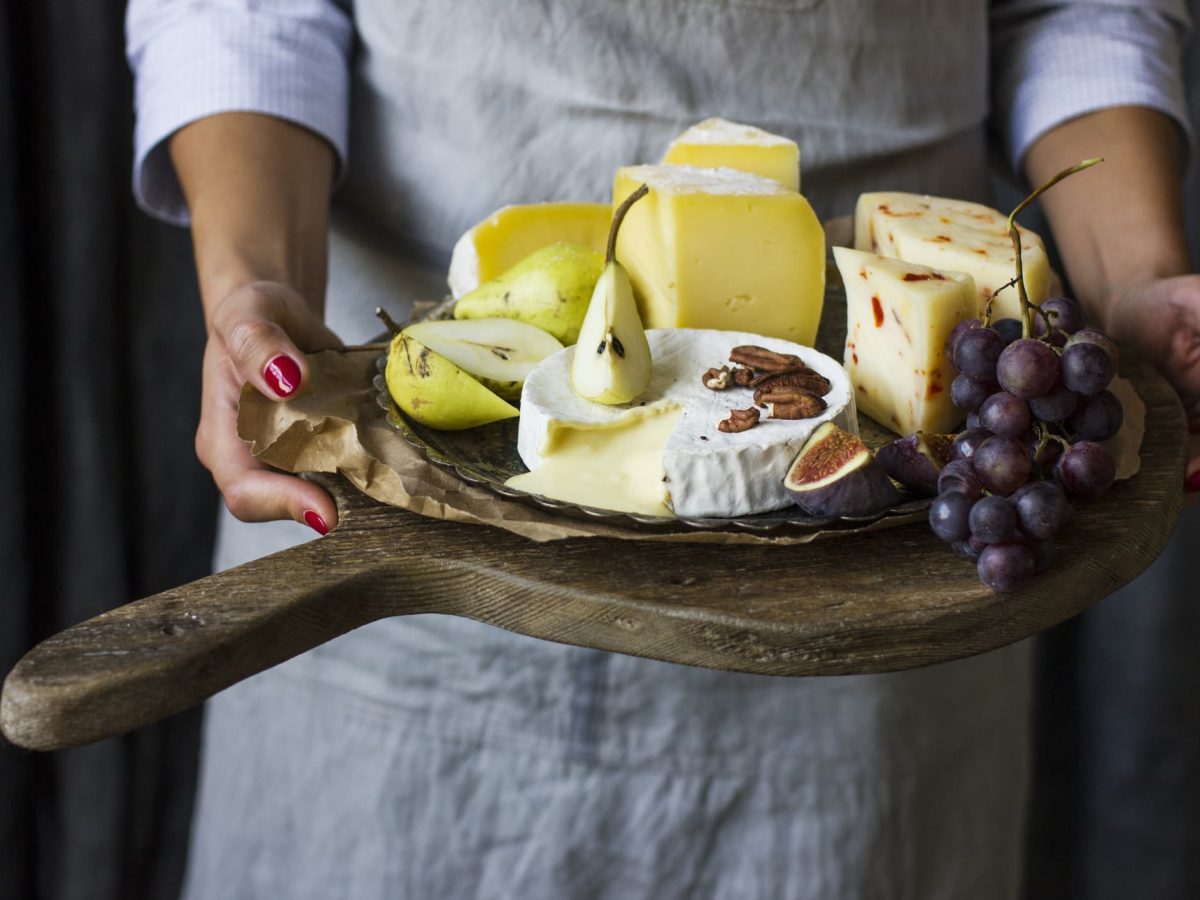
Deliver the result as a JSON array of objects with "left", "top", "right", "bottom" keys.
[
  {"left": 506, "top": 406, "right": 683, "bottom": 517},
  {"left": 448, "top": 202, "right": 611, "bottom": 298},
  {"left": 853, "top": 192, "right": 1050, "bottom": 320},
  {"left": 662, "top": 117, "right": 801, "bottom": 191},
  {"left": 612, "top": 165, "right": 825, "bottom": 346},
  {"left": 834, "top": 247, "right": 976, "bottom": 435}
]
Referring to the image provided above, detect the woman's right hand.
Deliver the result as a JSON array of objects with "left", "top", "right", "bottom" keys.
[{"left": 198, "top": 280, "right": 344, "bottom": 533}]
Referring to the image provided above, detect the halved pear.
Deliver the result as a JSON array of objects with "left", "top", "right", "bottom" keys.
[
  {"left": 385, "top": 332, "right": 518, "bottom": 430},
  {"left": 403, "top": 318, "right": 563, "bottom": 400},
  {"left": 570, "top": 184, "right": 653, "bottom": 405}
]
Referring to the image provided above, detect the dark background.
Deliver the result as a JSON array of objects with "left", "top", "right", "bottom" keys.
[{"left": 1, "top": 3, "right": 1198, "bottom": 899}]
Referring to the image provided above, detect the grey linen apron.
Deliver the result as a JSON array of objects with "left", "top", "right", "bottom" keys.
[{"left": 184, "top": 3, "right": 1035, "bottom": 898}]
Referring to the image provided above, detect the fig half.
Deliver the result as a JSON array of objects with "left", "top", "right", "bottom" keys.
[
  {"left": 875, "top": 432, "right": 955, "bottom": 495},
  {"left": 784, "top": 422, "right": 901, "bottom": 517}
]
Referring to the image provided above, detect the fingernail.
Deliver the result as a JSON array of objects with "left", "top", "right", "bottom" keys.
[
  {"left": 1186, "top": 471, "right": 1200, "bottom": 493},
  {"left": 304, "top": 510, "right": 329, "bottom": 535},
  {"left": 264, "top": 355, "right": 301, "bottom": 398}
]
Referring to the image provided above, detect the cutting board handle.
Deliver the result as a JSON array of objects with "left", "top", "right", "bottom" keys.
[{"left": 0, "top": 483, "right": 434, "bottom": 752}]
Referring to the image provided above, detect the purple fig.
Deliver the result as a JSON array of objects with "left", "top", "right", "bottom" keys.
[
  {"left": 784, "top": 422, "right": 901, "bottom": 517},
  {"left": 876, "top": 432, "right": 955, "bottom": 495}
]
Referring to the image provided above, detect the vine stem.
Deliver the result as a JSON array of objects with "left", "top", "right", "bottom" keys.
[{"left": 1006, "top": 157, "right": 1103, "bottom": 339}]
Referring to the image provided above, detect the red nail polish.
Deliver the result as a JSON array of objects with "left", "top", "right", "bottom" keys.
[
  {"left": 264, "top": 355, "right": 301, "bottom": 398},
  {"left": 304, "top": 510, "right": 329, "bottom": 535},
  {"left": 1186, "top": 471, "right": 1200, "bottom": 493}
]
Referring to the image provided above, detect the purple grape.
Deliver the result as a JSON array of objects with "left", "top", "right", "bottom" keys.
[
  {"left": 977, "top": 542, "right": 1036, "bottom": 592},
  {"left": 929, "top": 491, "right": 975, "bottom": 542},
  {"left": 972, "top": 435, "right": 1031, "bottom": 494},
  {"left": 993, "top": 318, "right": 1024, "bottom": 345},
  {"left": 950, "top": 428, "right": 992, "bottom": 462},
  {"left": 1060, "top": 341, "right": 1115, "bottom": 396},
  {"left": 938, "top": 459, "right": 983, "bottom": 500},
  {"left": 969, "top": 495, "right": 1018, "bottom": 544},
  {"left": 979, "top": 391, "right": 1032, "bottom": 438},
  {"left": 1039, "top": 296, "right": 1086, "bottom": 337},
  {"left": 1066, "top": 328, "right": 1119, "bottom": 367},
  {"left": 1067, "top": 390, "right": 1124, "bottom": 442},
  {"left": 951, "top": 539, "right": 981, "bottom": 562},
  {"left": 996, "top": 338, "right": 1059, "bottom": 399},
  {"left": 951, "top": 374, "right": 997, "bottom": 413},
  {"left": 946, "top": 318, "right": 982, "bottom": 361},
  {"left": 965, "top": 412, "right": 981, "bottom": 430},
  {"left": 1012, "top": 480, "right": 1071, "bottom": 539},
  {"left": 1025, "top": 432, "right": 1064, "bottom": 470},
  {"left": 954, "top": 327, "right": 1006, "bottom": 382},
  {"left": 1055, "top": 441, "right": 1116, "bottom": 499},
  {"left": 1027, "top": 377, "right": 1079, "bottom": 422}
]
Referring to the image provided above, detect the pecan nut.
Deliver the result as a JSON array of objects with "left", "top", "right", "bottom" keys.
[
  {"left": 729, "top": 345, "right": 805, "bottom": 374},
  {"left": 701, "top": 366, "right": 731, "bottom": 390},
  {"left": 729, "top": 366, "right": 755, "bottom": 387},
  {"left": 765, "top": 396, "right": 826, "bottom": 420},
  {"left": 717, "top": 407, "right": 760, "bottom": 433},
  {"left": 752, "top": 371, "right": 831, "bottom": 400}
]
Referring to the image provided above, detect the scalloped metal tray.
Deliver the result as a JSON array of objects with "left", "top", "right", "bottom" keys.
[{"left": 372, "top": 279, "right": 932, "bottom": 534}]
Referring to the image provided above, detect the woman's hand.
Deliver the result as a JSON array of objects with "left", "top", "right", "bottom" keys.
[
  {"left": 1105, "top": 275, "right": 1200, "bottom": 488},
  {"left": 198, "top": 281, "right": 344, "bottom": 532}
]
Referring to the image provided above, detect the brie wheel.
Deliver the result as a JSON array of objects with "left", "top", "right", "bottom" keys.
[{"left": 510, "top": 329, "right": 855, "bottom": 518}]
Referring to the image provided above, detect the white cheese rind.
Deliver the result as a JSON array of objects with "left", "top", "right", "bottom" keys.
[{"left": 517, "top": 329, "right": 855, "bottom": 518}]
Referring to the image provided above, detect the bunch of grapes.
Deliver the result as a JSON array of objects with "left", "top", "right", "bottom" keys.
[{"left": 928, "top": 297, "right": 1121, "bottom": 591}]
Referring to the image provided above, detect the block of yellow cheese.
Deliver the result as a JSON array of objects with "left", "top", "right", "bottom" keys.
[
  {"left": 661, "top": 117, "right": 801, "bottom": 191},
  {"left": 834, "top": 246, "right": 976, "bottom": 435},
  {"left": 854, "top": 192, "right": 1049, "bottom": 320},
  {"left": 613, "top": 165, "right": 825, "bottom": 346},
  {"left": 448, "top": 202, "right": 611, "bottom": 298}
]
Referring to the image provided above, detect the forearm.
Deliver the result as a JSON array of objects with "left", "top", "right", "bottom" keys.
[
  {"left": 170, "top": 112, "right": 335, "bottom": 319},
  {"left": 1023, "top": 106, "right": 1191, "bottom": 325}
]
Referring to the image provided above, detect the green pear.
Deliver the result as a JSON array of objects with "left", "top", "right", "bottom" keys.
[
  {"left": 385, "top": 332, "right": 519, "bottom": 430},
  {"left": 452, "top": 242, "right": 604, "bottom": 345},
  {"left": 570, "top": 185, "right": 653, "bottom": 405},
  {"left": 403, "top": 318, "right": 563, "bottom": 400}
]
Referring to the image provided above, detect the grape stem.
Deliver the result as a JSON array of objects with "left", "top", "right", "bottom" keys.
[{"left": 1007, "top": 157, "right": 1104, "bottom": 339}]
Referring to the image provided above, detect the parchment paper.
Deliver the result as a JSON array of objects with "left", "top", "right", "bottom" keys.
[{"left": 237, "top": 348, "right": 1145, "bottom": 545}]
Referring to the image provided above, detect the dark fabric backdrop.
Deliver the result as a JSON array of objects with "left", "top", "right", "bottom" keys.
[{"left": 0, "top": 3, "right": 1197, "bottom": 900}]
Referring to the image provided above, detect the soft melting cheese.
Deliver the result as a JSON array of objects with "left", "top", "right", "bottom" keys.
[
  {"left": 854, "top": 192, "right": 1050, "bottom": 320},
  {"left": 661, "top": 117, "right": 801, "bottom": 191},
  {"left": 834, "top": 247, "right": 976, "bottom": 435},
  {"left": 612, "top": 165, "right": 825, "bottom": 346},
  {"left": 511, "top": 329, "right": 855, "bottom": 518},
  {"left": 506, "top": 407, "right": 682, "bottom": 516},
  {"left": 448, "top": 202, "right": 611, "bottom": 298}
]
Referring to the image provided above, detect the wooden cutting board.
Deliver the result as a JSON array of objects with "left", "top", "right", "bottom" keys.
[{"left": 0, "top": 353, "right": 1186, "bottom": 752}]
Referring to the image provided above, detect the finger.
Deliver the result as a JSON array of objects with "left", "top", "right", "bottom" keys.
[
  {"left": 198, "top": 344, "right": 339, "bottom": 532},
  {"left": 210, "top": 283, "right": 319, "bottom": 400}
]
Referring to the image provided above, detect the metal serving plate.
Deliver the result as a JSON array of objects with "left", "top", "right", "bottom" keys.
[{"left": 371, "top": 277, "right": 933, "bottom": 535}]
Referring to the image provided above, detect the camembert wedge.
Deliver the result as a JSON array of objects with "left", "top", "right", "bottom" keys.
[
  {"left": 509, "top": 329, "right": 854, "bottom": 518},
  {"left": 834, "top": 247, "right": 976, "bottom": 435},
  {"left": 854, "top": 192, "right": 1049, "bottom": 320}
]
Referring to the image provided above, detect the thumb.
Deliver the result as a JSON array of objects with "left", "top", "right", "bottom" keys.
[{"left": 210, "top": 282, "right": 317, "bottom": 401}]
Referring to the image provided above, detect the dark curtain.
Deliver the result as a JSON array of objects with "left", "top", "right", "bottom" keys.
[
  {"left": 0, "top": 3, "right": 215, "bottom": 899},
  {"left": 1, "top": 3, "right": 1199, "bottom": 900}
]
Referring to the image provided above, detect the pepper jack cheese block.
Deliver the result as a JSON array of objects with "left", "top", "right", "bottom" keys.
[
  {"left": 509, "top": 329, "right": 854, "bottom": 518},
  {"left": 661, "top": 117, "right": 801, "bottom": 191},
  {"left": 853, "top": 192, "right": 1049, "bottom": 320},
  {"left": 448, "top": 201, "right": 611, "bottom": 297},
  {"left": 834, "top": 247, "right": 976, "bottom": 435},
  {"left": 612, "top": 165, "right": 825, "bottom": 346}
]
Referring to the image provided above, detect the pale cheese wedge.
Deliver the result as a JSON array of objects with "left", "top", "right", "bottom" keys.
[
  {"left": 662, "top": 117, "right": 800, "bottom": 191},
  {"left": 834, "top": 247, "right": 976, "bottom": 435},
  {"left": 854, "top": 192, "right": 1050, "bottom": 320},
  {"left": 612, "top": 165, "right": 825, "bottom": 346},
  {"left": 448, "top": 202, "right": 611, "bottom": 298}
]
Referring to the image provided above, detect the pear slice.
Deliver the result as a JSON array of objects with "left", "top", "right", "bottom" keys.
[
  {"left": 452, "top": 242, "right": 604, "bottom": 345},
  {"left": 385, "top": 332, "right": 519, "bottom": 430},
  {"left": 570, "top": 185, "right": 653, "bottom": 405},
  {"left": 403, "top": 318, "right": 563, "bottom": 400}
]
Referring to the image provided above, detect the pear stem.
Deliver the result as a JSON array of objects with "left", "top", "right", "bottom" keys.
[
  {"left": 607, "top": 183, "right": 650, "bottom": 265},
  {"left": 1007, "top": 157, "right": 1103, "bottom": 339},
  {"left": 375, "top": 306, "right": 403, "bottom": 336}
]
